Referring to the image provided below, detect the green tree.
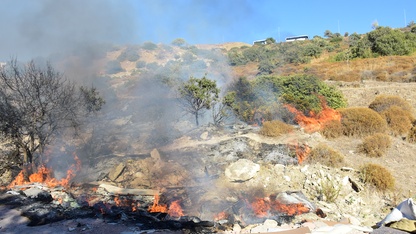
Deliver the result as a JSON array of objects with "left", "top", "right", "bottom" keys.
[
  {"left": 178, "top": 76, "right": 219, "bottom": 126},
  {"left": 324, "top": 30, "right": 333, "bottom": 38},
  {"left": 171, "top": 38, "right": 187, "bottom": 47},
  {"left": 0, "top": 60, "right": 104, "bottom": 165}
]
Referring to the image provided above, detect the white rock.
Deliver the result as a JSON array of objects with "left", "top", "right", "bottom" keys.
[{"left": 225, "top": 159, "right": 260, "bottom": 182}]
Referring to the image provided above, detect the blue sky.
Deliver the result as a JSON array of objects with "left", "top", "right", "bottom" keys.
[
  {"left": 132, "top": 0, "right": 416, "bottom": 44},
  {"left": 0, "top": 0, "right": 414, "bottom": 60}
]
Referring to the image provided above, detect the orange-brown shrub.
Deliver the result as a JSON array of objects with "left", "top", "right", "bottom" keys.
[
  {"left": 259, "top": 120, "right": 294, "bottom": 137},
  {"left": 320, "top": 120, "right": 343, "bottom": 138},
  {"left": 369, "top": 95, "right": 413, "bottom": 113},
  {"left": 381, "top": 106, "right": 413, "bottom": 136},
  {"left": 305, "top": 143, "right": 344, "bottom": 167},
  {"left": 358, "top": 133, "right": 391, "bottom": 158},
  {"left": 338, "top": 107, "right": 387, "bottom": 137},
  {"left": 360, "top": 163, "right": 395, "bottom": 191}
]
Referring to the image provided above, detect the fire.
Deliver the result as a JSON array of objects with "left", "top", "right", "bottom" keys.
[
  {"left": 214, "top": 211, "right": 229, "bottom": 221},
  {"left": 284, "top": 97, "right": 341, "bottom": 133},
  {"left": 295, "top": 143, "right": 311, "bottom": 164},
  {"left": 148, "top": 194, "right": 184, "bottom": 217},
  {"left": 7, "top": 153, "right": 81, "bottom": 189},
  {"left": 148, "top": 194, "right": 168, "bottom": 213},
  {"left": 251, "top": 197, "right": 271, "bottom": 217},
  {"left": 250, "top": 196, "right": 310, "bottom": 217},
  {"left": 168, "top": 200, "right": 184, "bottom": 217},
  {"left": 273, "top": 201, "right": 310, "bottom": 216}
]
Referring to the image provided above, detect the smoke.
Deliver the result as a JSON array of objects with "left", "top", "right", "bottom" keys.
[{"left": 0, "top": 0, "right": 137, "bottom": 61}]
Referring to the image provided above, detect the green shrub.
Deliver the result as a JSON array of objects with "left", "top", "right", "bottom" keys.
[
  {"left": 339, "top": 107, "right": 387, "bottom": 136},
  {"left": 141, "top": 41, "right": 158, "bottom": 51},
  {"left": 358, "top": 133, "right": 391, "bottom": 158},
  {"left": 105, "top": 60, "right": 125, "bottom": 74},
  {"left": 259, "top": 120, "right": 294, "bottom": 137},
  {"left": 360, "top": 163, "right": 395, "bottom": 191},
  {"left": 305, "top": 143, "right": 344, "bottom": 167},
  {"left": 117, "top": 46, "right": 140, "bottom": 62},
  {"left": 276, "top": 74, "right": 347, "bottom": 115}
]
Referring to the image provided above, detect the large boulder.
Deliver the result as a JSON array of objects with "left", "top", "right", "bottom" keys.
[{"left": 225, "top": 159, "right": 260, "bottom": 182}]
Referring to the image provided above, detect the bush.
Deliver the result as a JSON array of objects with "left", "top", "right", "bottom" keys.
[
  {"left": 259, "top": 120, "right": 294, "bottom": 137},
  {"left": 360, "top": 163, "right": 395, "bottom": 191},
  {"left": 407, "top": 125, "right": 416, "bottom": 143},
  {"left": 117, "top": 46, "right": 140, "bottom": 62},
  {"left": 369, "top": 95, "right": 414, "bottom": 136},
  {"left": 339, "top": 107, "right": 387, "bottom": 137},
  {"left": 320, "top": 120, "right": 343, "bottom": 138},
  {"left": 305, "top": 144, "right": 344, "bottom": 167},
  {"left": 105, "top": 60, "right": 125, "bottom": 74},
  {"left": 141, "top": 41, "right": 158, "bottom": 51},
  {"left": 369, "top": 95, "right": 413, "bottom": 113},
  {"left": 358, "top": 133, "right": 391, "bottom": 158},
  {"left": 381, "top": 106, "right": 413, "bottom": 136}
]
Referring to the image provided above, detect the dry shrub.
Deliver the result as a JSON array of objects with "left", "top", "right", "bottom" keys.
[
  {"left": 369, "top": 95, "right": 414, "bottom": 136},
  {"left": 358, "top": 133, "right": 391, "bottom": 158},
  {"left": 374, "top": 70, "right": 388, "bottom": 81},
  {"left": 360, "top": 163, "right": 395, "bottom": 191},
  {"left": 407, "top": 125, "right": 416, "bottom": 143},
  {"left": 381, "top": 106, "right": 413, "bottom": 136},
  {"left": 259, "top": 120, "right": 294, "bottom": 137},
  {"left": 305, "top": 143, "right": 344, "bottom": 167},
  {"left": 338, "top": 107, "right": 387, "bottom": 137},
  {"left": 369, "top": 95, "right": 413, "bottom": 113},
  {"left": 320, "top": 119, "right": 343, "bottom": 138}
]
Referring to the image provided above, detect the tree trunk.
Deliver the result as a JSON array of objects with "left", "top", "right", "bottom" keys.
[
  {"left": 195, "top": 112, "right": 199, "bottom": 126},
  {"left": 22, "top": 148, "right": 33, "bottom": 165}
]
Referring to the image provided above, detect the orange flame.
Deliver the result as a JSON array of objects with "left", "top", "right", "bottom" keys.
[
  {"left": 251, "top": 197, "right": 271, "bottom": 217},
  {"left": 273, "top": 201, "right": 310, "bottom": 216},
  {"left": 214, "top": 211, "right": 229, "bottom": 221},
  {"left": 148, "top": 194, "right": 168, "bottom": 213},
  {"left": 168, "top": 200, "right": 184, "bottom": 217},
  {"left": 295, "top": 143, "right": 311, "bottom": 164},
  {"left": 7, "top": 153, "right": 81, "bottom": 189},
  {"left": 284, "top": 97, "right": 341, "bottom": 133},
  {"left": 250, "top": 196, "right": 310, "bottom": 217}
]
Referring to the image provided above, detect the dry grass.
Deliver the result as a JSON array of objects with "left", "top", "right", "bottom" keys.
[
  {"left": 259, "top": 120, "right": 294, "bottom": 137},
  {"left": 305, "top": 143, "right": 344, "bottom": 167}
]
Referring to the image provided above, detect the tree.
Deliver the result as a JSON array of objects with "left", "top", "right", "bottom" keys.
[
  {"left": 178, "top": 75, "right": 219, "bottom": 126},
  {"left": 0, "top": 60, "right": 105, "bottom": 165},
  {"left": 324, "top": 30, "right": 333, "bottom": 38},
  {"left": 171, "top": 38, "right": 187, "bottom": 47}
]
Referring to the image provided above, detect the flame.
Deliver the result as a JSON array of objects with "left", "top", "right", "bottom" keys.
[
  {"left": 251, "top": 197, "right": 271, "bottom": 217},
  {"left": 295, "top": 143, "right": 311, "bottom": 164},
  {"left": 214, "top": 211, "right": 229, "bottom": 221},
  {"left": 284, "top": 97, "right": 341, "bottom": 133},
  {"left": 7, "top": 153, "right": 81, "bottom": 189},
  {"left": 273, "top": 201, "right": 310, "bottom": 216},
  {"left": 168, "top": 200, "right": 184, "bottom": 217},
  {"left": 249, "top": 196, "right": 310, "bottom": 217},
  {"left": 148, "top": 194, "right": 168, "bottom": 213},
  {"left": 148, "top": 194, "right": 184, "bottom": 217}
]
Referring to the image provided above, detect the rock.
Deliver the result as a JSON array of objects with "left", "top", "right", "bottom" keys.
[
  {"left": 225, "top": 159, "right": 260, "bottom": 182},
  {"left": 263, "top": 219, "right": 278, "bottom": 228},
  {"left": 108, "top": 163, "right": 125, "bottom": 181},
  {"left": 200, "top": 131, "right": 209, "bottom": 140},
  {"left": 150, "top": 148, "right": 161, "bottom": 161},
  {"left": 23, "top": 187, "right": 53, "bottom": 202}
]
